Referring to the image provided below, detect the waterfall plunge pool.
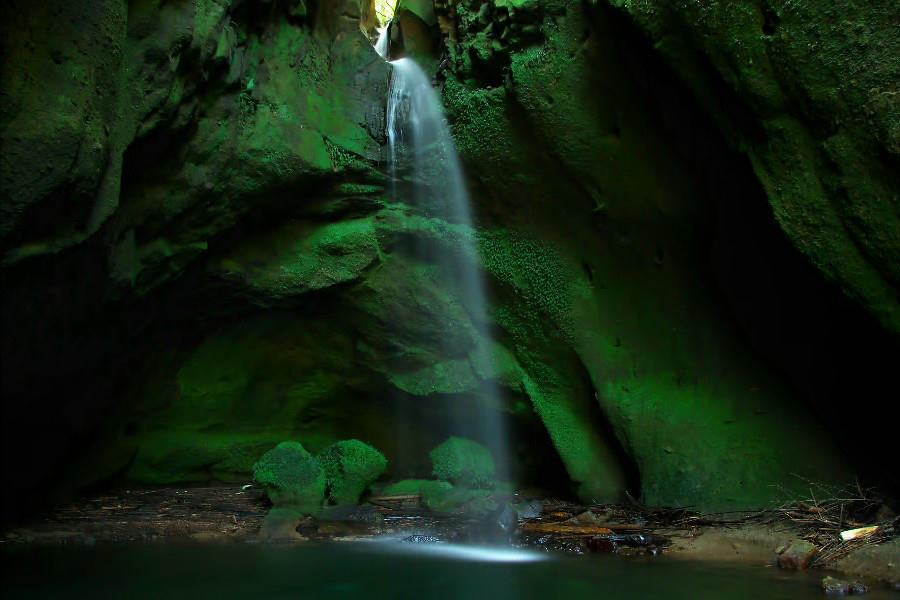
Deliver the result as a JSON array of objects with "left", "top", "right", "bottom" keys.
[{"left": 3, "top": 541, "right": 895, "bottom": 599}]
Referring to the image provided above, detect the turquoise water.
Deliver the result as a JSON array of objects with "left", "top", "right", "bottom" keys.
[{"left": 0, "top": 542, "right": 891, "bottom": 599}]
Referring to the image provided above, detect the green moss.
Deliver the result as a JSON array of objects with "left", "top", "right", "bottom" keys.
[
  {"left": 347, "top": 250, "right": 481, "bottom": 372},
  {"left": 388, "top": 358, "right": 480, "bottom": 395},
  {"left": 478, "top": 229, "right": 581, "bottom": 341},
  {"left": 120, "top": 313, "right": 380, "bottom": 484},
  {"left": 436, "top": 0, "right": 857, "bottom": 510},
  {"left": 443, "top": 79, "right": 515, "bottom": 172},
  {"left": 429, "top": 437, "right": 497, "bottom": 489},
  {"left": 253, "top": 441, "right": 326, "bottom": 507},
  {"left": 215, "top": 218, "right": 380, "bottom": 301},
  {"left": 382, "top": 479, "right": 445, "bottom": 496},
  {"left": 382, "top": 478, "right": 496, "bottom": 514},
  {"left": 126, "top": 431, "right": 290, "bottom": 484},
  {"left": 317, "top": 439, "right": 387, "bottom": 505},
  {"left": 604, "top": 0, "right": 900, "bottom": 334},
  {"left": 423, "top": 484, "right": 496, "bottom": 514}
]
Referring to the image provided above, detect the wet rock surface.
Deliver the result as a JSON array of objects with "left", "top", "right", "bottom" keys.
[
  {"left": 2, "top": 484, "right": 898, "bottom": 591},
  {"left": 778, "top": 541, "right": 820, "bottom": 570},
  {"left": 1, "top": 487, "right": 268, "bottom": 544}
]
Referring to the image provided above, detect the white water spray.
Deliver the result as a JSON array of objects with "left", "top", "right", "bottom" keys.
[
  {"left": 378, "top": 44, "right": 509, "bottom": 481},
  {"left": 374, "top": 27, "right": 390, "bottom": 61}
]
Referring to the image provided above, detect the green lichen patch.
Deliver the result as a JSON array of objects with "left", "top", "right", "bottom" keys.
[
  {"left": 430, "top": 437, "right": 497, "bottom": 489},
  {"left": 253, "top": 441, "right": 326, "bottom": 507},
  {"left": 317, "top": 439, "right": 388, "bottom": 505}
]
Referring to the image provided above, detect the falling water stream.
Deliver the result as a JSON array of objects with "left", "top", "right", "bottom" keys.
[{"left": 375, "top": 31, "right": 509, "bottom": 481}]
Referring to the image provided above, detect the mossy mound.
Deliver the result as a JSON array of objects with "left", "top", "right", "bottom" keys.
[
  {"left": 252, "top": 441, "right": 326, "bottom": 507},
  {"left": 383, "top": 478, "right": 453, "bottom": 502},
  {"left": 317, "top": 439, "right": 387, "bottom": 505},
  {"left": 429, "top": 437, "right": 497, "bottom": 489},
  {"left": 382, "top": 478, "right": 496, "bottom": 515},
  {"left": 425, "top": 485, "right": 496, "bottom": 515}
]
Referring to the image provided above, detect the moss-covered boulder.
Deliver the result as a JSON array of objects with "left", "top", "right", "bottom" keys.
[
  {"left": 382, "top": 478, "right": 496, "bottom": 514},
  {"left": 317, "top": 439, "right": 387, "bottom": 505},
  {"left": 384, "top": 478, "right": 453, "bottom": 505},
  {"left": 425, "top": 485, "right": 496, "bottom": 514},
  {"left": 430, "top": 437, "right": 497, "bottom": 489},
  {"left": 252, "top": 441, "right": 326, "bottom": 507}
]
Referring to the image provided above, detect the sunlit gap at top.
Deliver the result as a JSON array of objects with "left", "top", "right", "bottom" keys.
[{"left": 374, "top": 0, "right": 397, "bottom": 26}]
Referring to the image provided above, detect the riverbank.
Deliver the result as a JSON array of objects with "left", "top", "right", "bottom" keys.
[{"left": 3, "top": 485, "right": 896, "bottom": 590}]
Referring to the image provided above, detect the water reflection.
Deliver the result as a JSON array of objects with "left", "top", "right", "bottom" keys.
[
  {"left": 378, "top": 541, "right": 547, "bottom": 563},
  {"left": 3, "top": 542, "right": 894, "bottom": 600}
]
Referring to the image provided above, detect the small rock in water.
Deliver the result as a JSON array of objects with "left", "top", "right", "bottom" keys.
[
  {"left": 586, "top": 532, "right": 668, "bottom": 554},
  {"left": 568, "top": 510, "right": 607, "bottom": 526},
  {"left": 848, "top": 582, "right": 868, "bottom": 595},
  {"left": 821, "top": 576, "right": 868, "bottom": 596},
  {"left": 586, "top": 536, "right": 617, "bottom": 553},
  {"left": 258, "top": 507, "right": 308, "bottom": 542},
  {"left": 777, "top": 541, "right": 818, "bottom": 570},
  {"left": 513, "top": 500, "right": 542, "bottom": 520},
  {"left": 465, "top": 502, "right": 518, "bottom": 544}
]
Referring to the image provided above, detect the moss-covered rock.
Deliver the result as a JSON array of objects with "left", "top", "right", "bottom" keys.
[
  {"left": 384, "top": 478, "right": 452, "bottom": 502},
  {"left": 430, "top": 437, "right": 497, "bottom": 489},
  {"left": 252, "top": 441, "right": 326, "bottom": 507},
  {"left": 382, "top": 478, "right": 497, "bottom": 514},
  {"left": 437, "top": 0, "right": 857, "bottom": 508},
  {"left": 318, "top": 439, "right": 387, "bottom": 505},
  {"left": 425, "top": 485, "right": 496, "bottom": 514},
  {"left": 598, "top": 0, "right": 900, "bottom": 335}
]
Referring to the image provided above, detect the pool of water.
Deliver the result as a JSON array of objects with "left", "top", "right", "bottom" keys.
[{"left": 1, "top": 541, "right": 892, "bottom": 599}]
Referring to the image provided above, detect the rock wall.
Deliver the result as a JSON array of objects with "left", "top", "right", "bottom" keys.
[
  {"left": 600, "top": 0, "right": 900, "bottom": 335},
  {"left": 1, "top": 0, "right": 896, "bottom": 519}
]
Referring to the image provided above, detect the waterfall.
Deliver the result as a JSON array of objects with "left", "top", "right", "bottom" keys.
[
  {"left": 374, "top": 27, "right": 389, "bottom": 61},
  {"left": 381, "top": 53, "right": 509, "bottom": 482}
]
